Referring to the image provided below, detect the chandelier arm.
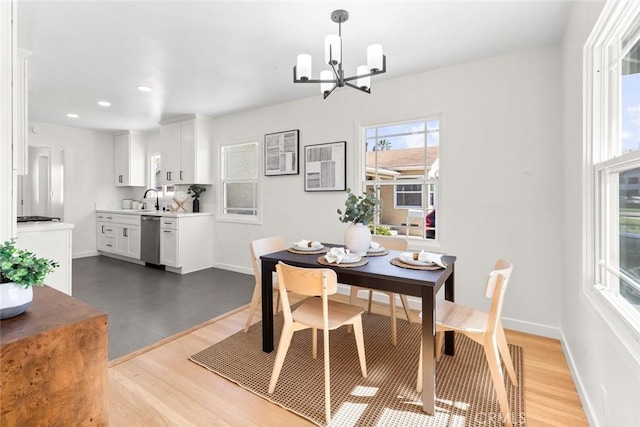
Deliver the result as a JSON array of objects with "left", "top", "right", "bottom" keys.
[
  {"left": 293, "top": 66, "right": 338, "bottom": 84},
  {"left": 342, "top": 55, "right": 387, "bottom": 82},
  {"left": 329, "top": 61, "right": 342, "bottom": 83},
  {"left": 323, "top": 84, "right": 338, "bottom": 99},
  {"left": 344, "top": 81, "right": 371, "bottom": 94}
]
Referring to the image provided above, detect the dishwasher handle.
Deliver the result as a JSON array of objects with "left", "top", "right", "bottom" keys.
[{"left": 141, "top": 216, "right": 160, "bottom": 221}]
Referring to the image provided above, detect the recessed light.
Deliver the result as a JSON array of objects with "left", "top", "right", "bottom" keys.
[
  {"left": 97, "top": 101, "right": 111, "bottom": 107},
  {"left": 66, "top": 113, "right": 79, "bottom": 118},
  {"left": 137, "top": 85, "right": 153, "bottom": 92}
]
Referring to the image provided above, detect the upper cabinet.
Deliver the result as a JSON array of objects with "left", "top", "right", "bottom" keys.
[
  {"left": 160, "top": 116, "right": 212, "bottom": 185},
  {"left": 114, "top": 131, "right": 145, "bottom": 187},
  {"left": 14, "top": 49, "right": 31, "bottom": 175}
]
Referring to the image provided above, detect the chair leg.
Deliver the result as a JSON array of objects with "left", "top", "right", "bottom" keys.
[
  {"left": 435, "top": 330, "right": 445, "bottom": 362},
  {"left": 389, "top": 294, "right": 398, "bottom": 346},
  {"left": 351, "top": 316, "right": 368, "bottom": 378},
  {"left": 274, "top": 289, "right": 280, "bottom": 313},
  {"left": 323, "top": 326, "right": 331, "bottom": 424},
  {"left": 244, "top": 283, "right": 261, "bottom": 333},
  {"left": 399, "top": 294, "right": 413, "bottom": 323},
  {"left": 366, "top": 290, "right": 373, "bottom": 313},
  {"left": 268, "top": 323, "right": 294, "bottom": 394},
  {"left": 312, "top": 328, "right": 318, "bottom": 359},
  {"left": 496, "top": 326, "right": 518, "bottom": 386},
  {"left": 483, "top": 340, "right": 513, "bottom": 427},
  {"left": 347, "top": 287, "right": 358, "bottom": 334},
  {"left": 417, "top": 336, "right": 423, "bottom": 392}
]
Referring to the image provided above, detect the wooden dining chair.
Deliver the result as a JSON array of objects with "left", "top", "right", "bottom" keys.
[
  {"left": 416, "top": 259, "right": 517, "bottom": 426},
  {"left": 268, "top": 262, "right": 368, "bottom": 424},
  {"left": 349, "top": 236, "right": 413, "bottom": 346},
  {"left": 245, "top": 236, "right": 286, "bottom": 333}
]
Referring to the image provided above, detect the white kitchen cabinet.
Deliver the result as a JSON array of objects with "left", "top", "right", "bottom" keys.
[
  {"left": 115, "top": 224, "right": 141, "bottom": 259},
  {"left": 96, "top": 213, "right": 141, "bottom": 260},
  {"left": 16, "top": 223, "right": 74, "bottom": 295},
  {"left": 160, "top": 215, "right": 213, "bottom": 274},
  {"left": 114, "top": 131, "right": 145, "bottom": 187},
  {"left": 160, "top": 116, "right": 212, "bottom": 185},
  {"left": 14, "top": 49, "right": 31, "bottom": 175}
]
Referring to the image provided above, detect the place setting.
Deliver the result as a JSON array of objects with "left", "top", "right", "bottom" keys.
[
  {"left": 365, "top": 241, "right": 389, "bottom": 256},
  {"left": 317, "top": 246, "right": 368, "bottom": 268},
  {"left": 391, "top": 250, "right": 448, "bottom": 270},
  {"left": 287, "top": 239, "right": 327, "bottom": 254}
]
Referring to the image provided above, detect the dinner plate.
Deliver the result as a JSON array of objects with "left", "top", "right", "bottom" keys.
[
  {"left": 367, "top": 246, "right": 385, "bottom": 253},
  {"left": 399, "top": 255, "right": 434, "bottom": 266},
  {"left": 338, "top": 253, "right": 362, "bottom": 264},
  {"left": 294, "top": 244, "right": 324, "bottom": 251}
]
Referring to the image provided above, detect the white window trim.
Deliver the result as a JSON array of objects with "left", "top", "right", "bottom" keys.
[
  {"left": 217, "top": 140, "right": 262, "bottom": 224},
  {"left": 583, "top": 0, "right": 640, "bottom": 361},
  {"left": 354, "top": 111, "right": 446, "bottom": 252}
]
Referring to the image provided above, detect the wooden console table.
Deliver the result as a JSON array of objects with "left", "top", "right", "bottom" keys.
[{"left": 0, "top": 286, "right": 108, "bottom": 426}]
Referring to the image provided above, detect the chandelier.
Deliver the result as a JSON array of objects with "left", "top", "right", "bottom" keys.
[{"left": 293, "top": 9, "right": 387, "bottom": 99}]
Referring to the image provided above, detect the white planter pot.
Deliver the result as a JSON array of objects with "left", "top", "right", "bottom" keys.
[
  {"left": 0, "top": 282, "right": 33, "bottom": 319},
  {"left": 344, "top": 223, "right": 372, "bottom": 256}
]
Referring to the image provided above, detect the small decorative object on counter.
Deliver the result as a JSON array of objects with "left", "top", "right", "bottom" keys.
[
  {"left": 170, "top": 191, "right": 188, "bottom": 214},
  {"left": 187, "top": 184, "right": 206, "bottom": 213},
  {"left": 0, "top": 238, "right": 58, "bottom": 319},
  {"left": 337, "top": 188, "right": 381, "bottom": 256}
]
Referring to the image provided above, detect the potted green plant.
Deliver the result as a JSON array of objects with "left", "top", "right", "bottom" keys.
[
  {"left": 0, "top": 238, "right": 59, "bottom": 319},
  {"left": 337, "top": 188, "right": 381, "bottom": 255},
  {"left": 187, "top": 184, "right": 206, "bottom": 213}
]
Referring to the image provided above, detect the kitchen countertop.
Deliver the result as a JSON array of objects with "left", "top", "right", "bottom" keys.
[
  {"left": 96, "top": 209, "right": 214, "bottom": 218},
  {"left": 17, "top": 222, "right": 75, "bottom": 232}
]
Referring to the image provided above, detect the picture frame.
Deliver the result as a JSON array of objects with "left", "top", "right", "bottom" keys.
[
  {"left": 264, "top": 129, "right": 299, "bottom": 176},
  {"left": 304, "top": 141, "right": 346, "bottom": 192}
]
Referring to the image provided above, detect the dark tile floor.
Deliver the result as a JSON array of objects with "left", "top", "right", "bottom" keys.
[{"left": 72, "top": 256, "right": 254, "bottom": 360}]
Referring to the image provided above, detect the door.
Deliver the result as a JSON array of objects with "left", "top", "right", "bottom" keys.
[
  {"left": 114, "top": 133, "right": 129, "bottom": 186},
  {"left": 179, "top": 119, "right": 196, "bottom": 183},
  {"left": 160, "top": 122, "right": 181, "bottom": 185},
  {"left": 160, "top": 228, "right": 179, "bottom": 267}
]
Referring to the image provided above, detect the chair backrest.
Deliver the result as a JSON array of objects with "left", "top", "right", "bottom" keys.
[
  {"left": 372, "top": 236, "right": 408, "bottom": 251},
  {"left": 275, "top": 262, "right": 337, "bottom": 325},
  {"left": 484, "top": 259, "right": 513, "bottom": 335},
  {"left": 250, "top": 236, "right": 285, "bottom": 285}
]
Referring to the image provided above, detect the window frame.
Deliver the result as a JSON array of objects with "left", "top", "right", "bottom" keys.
[
  {"left": 584, "top": 0, "right": 640, "bottom": 357},
  {"left": 358, "top": 114, "right": 443, "bottom": 247},
  {"left": 217, "top": 140, "right": 261, "bottom": 224}
]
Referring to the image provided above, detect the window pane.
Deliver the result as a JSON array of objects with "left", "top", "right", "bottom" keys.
[
  {"left": 223, "top": 144, "right": 257, "bottom": 180},
  {"left": 225, "top": 182, "right": 255, "bottom": 210},
  {"left": 622, "top": 24, "right": 640, "bottom": 154},
  {"left": 618, "top": 168, "right": 640, "bottom": 310}
]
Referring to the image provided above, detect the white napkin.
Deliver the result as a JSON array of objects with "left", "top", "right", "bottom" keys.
[
  {"left": 324, "top": 247, "right": 349, "bottom": 264},
  {"left": 400, "top": 250, "right": 447, "bottom": 267},
  {"left": 294, "top": 239, "right": 321, "bottom": 248},
  {"left": 370, "top": 242, "right": 381, "bottom": 250}
]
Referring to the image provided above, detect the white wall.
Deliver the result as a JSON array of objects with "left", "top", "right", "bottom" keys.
[
  {"left": 28, "top": 121, "right": 132, "bottom": 257},
  {"left": 561, "top": 2, "right": 640, "bottom": 426},
  {"left": 210, "top": 44, "right": 564, "bottom": 338}
]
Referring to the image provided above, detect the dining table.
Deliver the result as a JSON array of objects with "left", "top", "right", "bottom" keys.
[{"left": 260, "top": 243, "right": 457, "bottom": 415}]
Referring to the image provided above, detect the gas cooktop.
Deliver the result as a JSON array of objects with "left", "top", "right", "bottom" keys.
[{"left": 17, "top": 216, "right": 61, "bottom": 223}]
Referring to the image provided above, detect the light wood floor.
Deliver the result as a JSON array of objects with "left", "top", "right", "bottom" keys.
[{"left": 108, "top": 295, "right": 589, "bottom": 426}]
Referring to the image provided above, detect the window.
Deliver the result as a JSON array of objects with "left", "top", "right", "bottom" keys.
[
  {"left": 220, "top": 141, "right": 259, "bottom": 219},
  {"left": 586, "top": 0, "right": 640, "bottom": 339},
  {"left": 363, "top": 117, "right": 440, "bottom": 240}
]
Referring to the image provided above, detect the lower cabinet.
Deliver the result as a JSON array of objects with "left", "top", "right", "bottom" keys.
[
  {"left": 160, "top": 215, "right": 213, "bottom": 274},
  {"left": 160, "top": 227, "right": 179, "bottom": 267},
  {"left": 96, "top": 213, "right": 140, "bottom": 260}
]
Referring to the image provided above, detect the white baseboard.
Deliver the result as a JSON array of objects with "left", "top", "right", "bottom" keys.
[
  {"left": 560, "top": 330, "right": 599, "bottom": 427},
  {"left": 73, "top": 250, "right": 99, "bottom": 259},
  {"left": 212, "top": 262, "right": 253, "bottom": 276}
]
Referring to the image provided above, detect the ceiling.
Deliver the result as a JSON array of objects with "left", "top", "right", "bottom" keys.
[{"left": 18, "top": 1, "right": 573, "bottom": 133}]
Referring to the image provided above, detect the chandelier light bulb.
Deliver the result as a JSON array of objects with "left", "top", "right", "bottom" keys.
[
  {"left": 356, "top": 65, "right": 370, "bottom": 90},
  {"left": 296, "top": 54, "right": 312, "bottom": 80},
  {"left": 325, "top": 34, "right": 341, "bottom": 65},
  {"left": 320, "top": 70, "right": 334, "bottom": 96},
  {"left": 367, "top": 44, "right": 383, "bottom": 72}
]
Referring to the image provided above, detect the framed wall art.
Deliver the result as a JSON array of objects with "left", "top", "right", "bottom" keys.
[
  {"left": 304, "top": 141, "right": 346, "bottom": 192},
  {"left": 264, "top": 129, "right": 299, "bottom": 176}
]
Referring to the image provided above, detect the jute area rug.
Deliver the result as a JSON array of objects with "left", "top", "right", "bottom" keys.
[{"left": 189, "top": 311, "right": 525, "bottom": 427}]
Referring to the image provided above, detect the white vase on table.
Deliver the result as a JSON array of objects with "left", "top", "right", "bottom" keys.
[
  {"left": 344, "top": 223, "right": 372, "bottom": 256},
  {"left": 0, "top": 282, "right": 33, "bottom": 319}
]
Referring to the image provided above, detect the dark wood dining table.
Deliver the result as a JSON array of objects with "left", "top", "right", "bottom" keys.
[{"left": 260, "top": 244, "right": 456, "bottom": 415}]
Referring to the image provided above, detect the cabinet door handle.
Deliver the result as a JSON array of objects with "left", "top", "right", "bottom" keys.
[
  {"left": 101, "top": 225, "right": 105, "bottom": 234},
  {"left": 180, "top": 170, "right": 183, "bottom": 180},
  {"left": 123, "top": 228, "right": 128, "bottom": 237},
  {"left": 106, "top": 216, "right": 113, "bottom": 220},
  {"left": 106, "top": 243, "right": 113, "bottom": 247},
  {"left": 163, "top": 230, "right": 172, "bottom": 233}
]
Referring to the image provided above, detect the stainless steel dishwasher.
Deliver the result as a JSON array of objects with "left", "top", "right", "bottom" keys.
[{"left": 140, "top": 215, "right": 161, "bottom": 265}]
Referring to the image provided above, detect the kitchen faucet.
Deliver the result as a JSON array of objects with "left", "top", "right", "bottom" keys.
[{"left": 143, "top": 188, "right": 159, "bottom": 211}]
